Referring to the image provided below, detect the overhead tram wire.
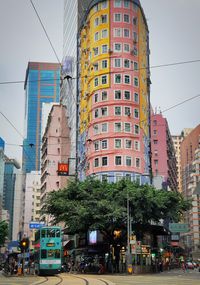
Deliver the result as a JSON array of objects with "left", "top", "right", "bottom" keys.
[
  {"left": 30, "top": 0, "right": 61, "bottom": 65},
  {"left": 1, "top": 58, "right": 200, "bottom": 86}
]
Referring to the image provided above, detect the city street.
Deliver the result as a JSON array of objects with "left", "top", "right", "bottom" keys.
[{"left": 0, "top": 269, "right": 199, "bottom": 285}]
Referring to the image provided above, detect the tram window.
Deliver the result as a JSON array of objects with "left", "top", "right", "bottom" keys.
[
  {"left": 47, "top": 229, "right": 55, "bottom": 237},
  {"left": 55, "top": 229, "right": 60, "bottom": 237},
  {"left": 55, "top": 250, "right": 60, "bottom": 258},
  {"left": 41, "top": 229, "right": 46, "bottom": 238},
  {"left": 48, "top": 250, "right": 54, "bottom": 258},
  {"left": 41, "top": 249, "right": 47, "bottom": 259}
]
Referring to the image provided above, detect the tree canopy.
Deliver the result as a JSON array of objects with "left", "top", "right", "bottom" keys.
[
  {"left": 43, "top": 178, "right": 191, "bottom": 243},
  {"left": 0, "top": 220, "right": 8, "bottom": 246}
]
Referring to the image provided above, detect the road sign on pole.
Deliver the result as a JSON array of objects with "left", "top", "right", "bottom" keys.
[
  {"left": 29, "top": 222, "right": 45, "bottom": 229},
  {"left": 169, "top": 223, "right": 189, "bottom": 233}
]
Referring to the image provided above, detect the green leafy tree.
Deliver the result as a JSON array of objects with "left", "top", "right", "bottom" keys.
[
  {"left": 0, "top": 220, "right": 8, "bottom": 246},
  {"left": 43, "top": 178, "right": 191, "bottom": 244}
]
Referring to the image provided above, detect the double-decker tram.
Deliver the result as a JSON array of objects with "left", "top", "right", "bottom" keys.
[{"left": 34, "top": 226, "right": 62, "bottom": 275}]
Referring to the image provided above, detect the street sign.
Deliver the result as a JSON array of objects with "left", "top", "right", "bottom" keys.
[
  {"left": 169, "top": 223, "right": 189, "bottom": 233},
  {"left": 29, "top": 222, "right": 45, "bottom": 229}
]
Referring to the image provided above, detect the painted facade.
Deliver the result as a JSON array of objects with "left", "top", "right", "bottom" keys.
[
  {"left": 23, "top": 62, "right": 60, "bottom": 173},
  {"left": 151, "top": 113, "right": 177, "bottom": 192},
  {"left": 77, "top": 0, "right": 150, "bottom": 183},
  {"left": 40, "top": 104, "right": 71, "bottom": 224},
  {"left": 180, "top": 124, "right": 200, "bottom": 255}
]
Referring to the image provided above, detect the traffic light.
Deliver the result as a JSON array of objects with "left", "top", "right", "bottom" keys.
[{"left": 20, "top": 238, "right": 29, "bottom": 252}]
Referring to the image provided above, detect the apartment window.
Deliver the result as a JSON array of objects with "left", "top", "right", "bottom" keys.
[
  {"left": 124, "top": 75, "right": 130, "bottom": 84},
  {"left": 116, "top": 173, "right": 123, "bottom": 182},
  {"left": 133, "top": 17, "right": 137, "bottom": 25},
  {"left": 94, "top": 141, "right": 99, "bottom": 151},
  {"left": 134, "top": 92, "right": 139, "bottom": 103},
  {"left": 102, "top": 157, "right": 108, "bottom": 166},
  {"left": 133, "top": 47, "right": 138, "bottom": 56},
  {"left": 102, "top": 91, "right": 107, "bottom": 101},
  {"left": 124, "top": 14, "right": 130, "bottom": 23},
  {"left": 115, "top": 156, "right": 122, "bottom": 165},
  {"left": 114, "top": 28, "right": 122, "bottom": 37},
  {"left": 94, "top": 4, "right": 99, "bottom": 12},
  {"left": 154, "top": 160, "right": 158, "bottom": 167},
  {"left": 124, "top": 43, "right": 130, "bottom": 52},
  {"left": 101, "top": 1, "right": 107, "bottom": 9},
  {"left": 102, "top": 140, "right": 108, "bottom": 149},
  {"left": 93, "top": 62, "right": 99, "bottom": 71},
  {"left": 101, "top": 14, "right": 107, "bottom": 23},
  {"left": 135, "top": 158, "right": 140, "bottom": 168},
  {"left": 124, "top": 0, "right": 130, "bottom": 8},
  {"left": 153, "top": 130, "right": 157, "bottom": 135},
  {"left": 133, "top": 2, "right": 138, "bottom": 10},
  {"left": 114, "top": 13, "right": 121, "bottom": 22},
  {"left": 125, "top": 139, "right": 132, "bottom": 149},
  {"left": 124, "top": 90, "right": 130, "bottom": 100},
  {"left": 125, "top": 106, "right": 131, "bottom": 116},
  {"left": 95, "top": 109, "right": 99, "bottom": 118},
  {"left": 102, "top": 75, "right": 107, "bottom": 84},
  {"left": 115, "top": 122, "right": 122, "bottom": 132},
  {"left": 153, "top": 120, "right": 157, "bottom": 125},
  {"left": 124, "top": 59, "right": 130, "bottom": 68},
  {"left": 102, "top": 60, "right": 108, "bottom": 69},
  {"left": 114, "top": 58, "right": 121, "bottom": 68},
  {"left": 115, "top": 74, "right": 122, "bottom": 84},
  {"left": 124, "top": 28, "right": 130, "bottom": 38},
  {"left": 94, "top": 124, "right": 99, "bottom": 134},
  {"left": 126, "top": 156, "right": 132, "bottom": 166},
  {"left": 94, "top": 47, "right": 99, "bottom": 55},
  {"left": 94, "top": 32, "right": 99, "bottom": 41},
  {"left": 134, "top": 140, "right": 140, "bottom": 151},
  {"left": 115, "top": 139, "right": 122, "bottom": 149},
  {"left": 114, "top": 0, "right": 122, "bottom": 7},
  {"left": 134, "top": 62, "right": 138, "bottom": 71},
  {"left": 102, "top": 44, "right": 108, "bottom": 54},
  {"left": 114, "top": 43, "right": 122, "bottom": 52},
  {"left": 101, "top": 107, "right": 108, "bottom": 116},
  {"left": 115, "top": 90, "right": 121, "bottom": 99},
  {"left": 154, "top": 139, "right": 158, "bottom": 144},
  {"left": 124, "top": 122, "right": 131, "bottom": 132},
  {"left": 94, "top": 93, "right": 98, "bottom": 103},
  {"left": 134, "top": 108, "right": 139, "bottom": 118},
  {"left": 102, "top": 29, "right": 108, "bottom": 38},
  {"left": 115, "top": 106, "right": 121, "bottom": 116},
  {"left": 94, "top": 17, "right": 99, "bottom": 26},
  {"left": 102, "top": 122, "right": 108, "bottom": 132},
  {"left": 134, "top": 77, "right": 139, "bottom": 86},
  {"left": 94, "top": 77, "right": 98, "bottom": 86},
  {"left": 94, "top": 158, "right": 99, "bottom": 167},
  {"left": 133, "top": 32, "right": 138, "bottom": 42},
  {"left": 58, "top": 148, "right": 60, "bottom": 154},
  {"left": 134, "top": 124, "right": 140, "bottom": 134}
]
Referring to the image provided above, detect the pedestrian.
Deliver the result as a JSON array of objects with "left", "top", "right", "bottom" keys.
[{"left": 181, "top": 261, "right": 185, "bottom": 272}]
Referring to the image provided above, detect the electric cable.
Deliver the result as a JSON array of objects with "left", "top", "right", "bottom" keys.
[{"left": 30, "top": 0, "right": 61, "bottom": 65}]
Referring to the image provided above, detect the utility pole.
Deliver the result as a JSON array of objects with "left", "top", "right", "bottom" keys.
[{"left": 127, "top": 192, "right": 132, "bottom": 273}]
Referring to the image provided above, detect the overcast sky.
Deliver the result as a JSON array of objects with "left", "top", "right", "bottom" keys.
[{"left": 0, "top": 0, "right": 199, "bottom": 164}]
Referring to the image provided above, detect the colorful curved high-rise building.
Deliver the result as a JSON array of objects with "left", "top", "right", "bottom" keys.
[{"left": 78, "top": 0, "right": 151, "bottom": 183}]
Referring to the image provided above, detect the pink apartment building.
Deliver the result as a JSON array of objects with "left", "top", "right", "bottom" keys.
[
  {"left": 78, "top": 0, "right": 151, "bottom": 184},
  {"left": 151, "top": 113, "right": 177, "bottom": 192},
  {"left": 40, "top": 104, "right": 71, "bottom": 223}
]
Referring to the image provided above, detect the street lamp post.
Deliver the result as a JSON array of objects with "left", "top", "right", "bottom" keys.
[{"left": 127, "top": 192, "right": 132, "bottom": 273}]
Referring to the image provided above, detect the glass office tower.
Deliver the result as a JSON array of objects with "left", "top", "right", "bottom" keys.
[{"left": 23, "top": 62, "right": 60, "bottom": 173}]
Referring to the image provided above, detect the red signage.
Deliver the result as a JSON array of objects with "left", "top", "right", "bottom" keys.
[{"left": 57, "top": 163, "right": 69, "bottom": 176}]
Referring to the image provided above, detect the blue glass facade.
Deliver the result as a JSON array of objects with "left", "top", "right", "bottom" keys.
[
  {"left": 3, "top": 160, "right": 20, "bottom": 240},
  {"left": 23, "top": 63, "right": 60, "bottom": 173}
]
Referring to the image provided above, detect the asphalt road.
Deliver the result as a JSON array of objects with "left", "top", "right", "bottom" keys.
[{"left": 0, "top": 269, "right": 199, "bottom": 285}]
